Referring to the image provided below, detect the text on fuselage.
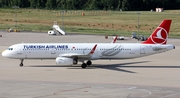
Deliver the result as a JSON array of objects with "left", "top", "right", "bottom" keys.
[{"left": 23, "top": 45, "right": 68, "bottom": 49}]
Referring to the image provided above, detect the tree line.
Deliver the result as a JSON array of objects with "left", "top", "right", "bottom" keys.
[{"left": 0, "top": 0, "right": 180, "bottom": 11}]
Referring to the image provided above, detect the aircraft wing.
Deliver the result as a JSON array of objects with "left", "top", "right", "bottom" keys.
[{"left": 58, "top": 44, "right": 97, "bottom": 59}]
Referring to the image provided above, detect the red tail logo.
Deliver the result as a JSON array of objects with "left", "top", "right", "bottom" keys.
[
  {"left": 151, "top": 27, "right": 168, "bottom": 44},
  {"left": 142, "top": 20, "right": 171, "bottom": 44}
]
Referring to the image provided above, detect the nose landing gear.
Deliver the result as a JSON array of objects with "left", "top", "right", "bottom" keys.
[{"left": 19, "top": 59, "right": 24, "bottom": 67}]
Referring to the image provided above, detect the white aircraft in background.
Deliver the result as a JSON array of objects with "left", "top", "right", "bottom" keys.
[{"left": 2, "top": 20, "right": 175, "bottom": 68}]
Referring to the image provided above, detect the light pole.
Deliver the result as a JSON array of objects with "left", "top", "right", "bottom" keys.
[
  {"left": 137, "top": 12, "right": 141, "bottom": 33},
  {"left": 61, "top": 10, "right": 65, "bottom": 31},
  {"left": 12, "top": 6, "right": 20, "bottom": 30}
]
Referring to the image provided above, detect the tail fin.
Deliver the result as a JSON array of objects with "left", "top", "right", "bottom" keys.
[
  {"left": 142, "top": 20, "right": 172, "bottom": 44},
  {"left": 111, "top": 36, "right": 118, "bottom": 43}
]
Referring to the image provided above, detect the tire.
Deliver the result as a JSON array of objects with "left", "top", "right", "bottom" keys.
[
  {"left": 86, "top": 60, "right": 92, "bottom": 66},
  {"left": 81, "top": 63, "right": 87, "bottom": 69},
  {"left": 20, "top": 63, "right": 23, "bottom": 67}
]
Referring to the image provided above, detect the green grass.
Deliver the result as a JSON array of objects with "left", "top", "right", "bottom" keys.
[{"left": 0, "top": 9, "right": 180, "bottom": 38}]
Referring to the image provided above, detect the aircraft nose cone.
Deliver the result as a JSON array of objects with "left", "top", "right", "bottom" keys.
[
  {"left": 2, "top": 51, "right": 6, "bottom": 57},
  {"left": 2, "top": 50, "right": 8, "bottom": 57}
]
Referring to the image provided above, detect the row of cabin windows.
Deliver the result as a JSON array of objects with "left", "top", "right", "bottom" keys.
[
  {"left": 23, "top": 48, "right": 131, "bottom": 51},
  {"left": 23, "top": 49, "right": 92, "bottom": 51},
  {"left": 100, "top": 49, "right": 131, "bottom": 50}
]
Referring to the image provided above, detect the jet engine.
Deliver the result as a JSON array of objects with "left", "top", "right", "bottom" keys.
[{"left": 56, "top": 57, "right": 73, "bottom": 65}]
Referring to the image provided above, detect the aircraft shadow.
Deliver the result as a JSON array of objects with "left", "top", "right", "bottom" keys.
[
  {"left": 28, "top": 60, "right": 180, "bottom": 74},
  {"left": 90, "top": 61, "right": 180, "bottom": 73},
  {"left": 28, "top": 61, "right": 155, "bottom": 73}
]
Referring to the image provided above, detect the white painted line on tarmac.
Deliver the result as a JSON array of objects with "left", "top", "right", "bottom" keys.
[
  {"left": 128, "top": 87, "right": 137, "bottom": 89},
  {"left": 140, "top": 89, "right": 152, "bottom": 97}
]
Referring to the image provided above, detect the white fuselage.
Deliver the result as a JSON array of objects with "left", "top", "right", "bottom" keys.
[
  {"left": 1, "top": 20, "right": 174, "bottom": 68},
  {"left": 2, "top": 43, "right": 174, "bottom": 60}
]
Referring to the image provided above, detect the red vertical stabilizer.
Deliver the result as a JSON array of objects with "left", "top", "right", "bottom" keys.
[{"left": 142, "top": 20, "right": 172, "bottom": 44}]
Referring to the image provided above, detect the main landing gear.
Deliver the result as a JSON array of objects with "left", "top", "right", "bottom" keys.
[
  {"left": 20, "top": 59, "right": 24, "bottom": 67},
  {"left": 81, "top": 60, "right": 92, "bottom": 69}
]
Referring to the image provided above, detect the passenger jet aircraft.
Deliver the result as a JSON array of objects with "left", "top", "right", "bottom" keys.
[{"left": 2, "top": 20, "right": 175, "bottom": 68}]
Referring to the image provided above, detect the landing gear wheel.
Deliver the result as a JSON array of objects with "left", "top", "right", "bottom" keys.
[
  {"left": 86, "top": 60, "right": 92, "bottom": 66},
  {"left": 20, "top": 63, "right": 23, "bottom": 67},
  {"left": 81, "top": 63, "right": 87, "bottom": 69}
]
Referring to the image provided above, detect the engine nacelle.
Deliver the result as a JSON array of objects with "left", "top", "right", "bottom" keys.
[{"left": 56, "top": 57, "right": 73, "bottom": 65}]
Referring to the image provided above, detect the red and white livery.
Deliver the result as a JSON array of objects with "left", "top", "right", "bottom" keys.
[{"left": 2, "top": 20, "right": 175, "bottom": 68}]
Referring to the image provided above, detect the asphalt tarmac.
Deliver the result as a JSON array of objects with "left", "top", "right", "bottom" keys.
[{"left": 0, "top": 32, "right": 180, "bottom": 98}]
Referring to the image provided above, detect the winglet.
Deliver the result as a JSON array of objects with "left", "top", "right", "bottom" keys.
[
  {"left": 111, "top": 36, "right": 118, "bottom": 43},
  {"left": 142, "top": 20, "right": 172, "bottom": 44},
  {"left": 88, "top": 44, "right": 97, "bottom": 55}
]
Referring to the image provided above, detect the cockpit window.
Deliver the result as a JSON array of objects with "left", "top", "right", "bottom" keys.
[{"left": 8, "top": 48, "right": 13, "bottom": 50}]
